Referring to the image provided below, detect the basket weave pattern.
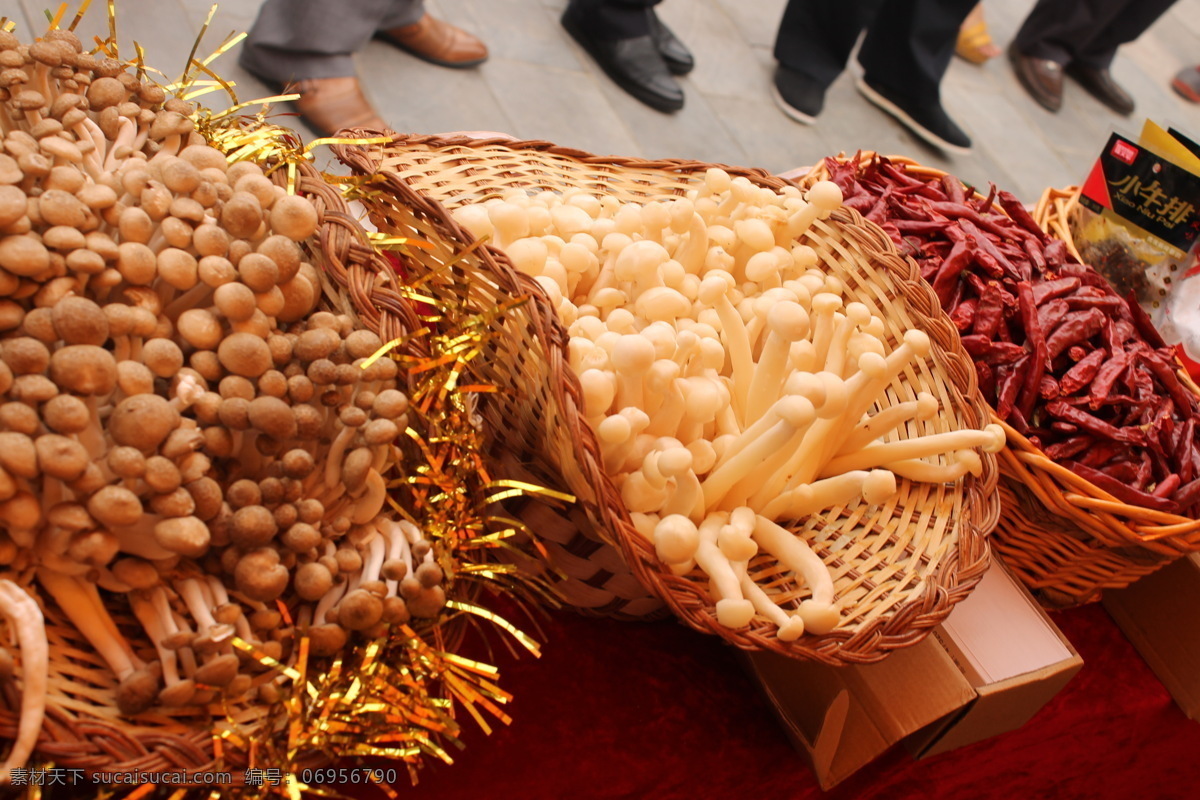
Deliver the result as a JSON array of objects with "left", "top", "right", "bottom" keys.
[{"left": 334, "top": 135, "right": 998, "bottom": 664}]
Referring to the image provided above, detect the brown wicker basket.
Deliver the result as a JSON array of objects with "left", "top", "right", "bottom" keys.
[
  {"left": 332, "top": 135, "right": 999, "bottom": 665},
  {"left": 0, "top": 160, "right": 448, "bottom": 778},
  {"left": 804, "top": 155, "right": 1200, "bottom": 607}
]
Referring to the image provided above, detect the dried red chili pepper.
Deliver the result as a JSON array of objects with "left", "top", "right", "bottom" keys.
[
  {"left": 972, "top": 283, "right": 1007, "bottom": 338},
  {"left": 997, "top": 190, "right": 1048, "bottom": 241},
  {"left": 1046, "top": 308, "right": 1106, "bottom": 359},
  {"left": 1037, "top": 299, "right": 1070, "bottom": 333},
  {"left": 949, "top": 297, "right": 977, "bottom": 332},
  {"left": 1045, "top": 436, "right": 1091, "bottom": 460},
  {"left": 1031, "top": 277, "right": 1081, "bottom": 305},
  {"left": 1065, "top": 461, "right": 1179, "bottom": 512},
  {"left": 1059, "top": 349, "right": 1107, "bottom": 395},
  {"left": 1046, "top": 400, "right": 1144, "bottom": 444},
  {"left": 1089, "top": 350, "right": 1129, "bottom": 409},
  {"left": 997, "top": 357, "right": 1027, "bottom": 419},
  {"left": 1017, "top": 281, "right": 1048, "bottom": 418},
  {"left": 1154, "top": 473, "right": 1183, "bottom": 498}
]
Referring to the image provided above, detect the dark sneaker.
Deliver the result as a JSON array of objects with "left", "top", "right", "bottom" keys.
[
  {"left": 855, "top": 76, "right": 972, "bottom": 154},
  {"left": 771, "top": 66, "right": 825, "bottom": 124}
]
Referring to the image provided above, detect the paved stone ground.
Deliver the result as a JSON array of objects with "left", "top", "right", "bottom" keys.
[{"left": 3, "top": 0, "right": 1200, "bottom": 204}]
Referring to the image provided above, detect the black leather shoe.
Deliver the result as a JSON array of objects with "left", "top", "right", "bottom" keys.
[
  {"left": 563, "top": 5, "right": 683, "bottom": 113},
  {"left": 1008, "top": 43, "right": 1063, "bottom": 112},
  {"left": 1065, "top": 62, "right": 1135, "bottom": 115},
  {"left": 647, "top": 10, "right": 693, "bottom": 76}
]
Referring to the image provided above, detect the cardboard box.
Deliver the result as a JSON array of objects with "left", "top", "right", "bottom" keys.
[
  {"left": 1103, "top": 553, "right": 1200, "bottom": 720},
  {"left": 745, "top": 635, "right": 973, "bottom": 790},
  {"left": 746, "top": 560, "right": 1082, "bottom": 788},
  {"left": 915, "top": 562, "right": 1083, "bottom": 756}
]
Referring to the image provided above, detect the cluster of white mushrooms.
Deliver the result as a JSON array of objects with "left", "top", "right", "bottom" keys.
[
  {"left": 453, "top": 169, "right": 1003, "bottom": 641},
  {"left": 0, "top": 26, "right": 446, "bottom": 778}
]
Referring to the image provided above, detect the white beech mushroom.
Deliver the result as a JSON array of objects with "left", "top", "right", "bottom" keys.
[{"left": 451, "top": 169, "right": 996, "bottom": 640}]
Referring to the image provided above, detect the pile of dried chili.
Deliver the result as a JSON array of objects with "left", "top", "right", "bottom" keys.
[{"left": 822, "top": 155, "right": 1200, "bottom": 516}]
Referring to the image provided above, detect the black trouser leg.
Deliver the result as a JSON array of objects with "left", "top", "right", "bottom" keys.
[{"left": 857, "top": 0, "right": 977, "bottom": 106}]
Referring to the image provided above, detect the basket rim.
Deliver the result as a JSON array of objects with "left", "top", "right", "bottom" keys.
[
  {"left": 806, "top": 152, "right": 1200, "bottom": 553},
  {"left": 332, "top": 133, "right": 1000, "bottom": 665}
]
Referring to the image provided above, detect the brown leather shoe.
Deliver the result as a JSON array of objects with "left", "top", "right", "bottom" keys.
[
  {"left": 381, "top": 14, "right": 488, "bottom": 68},
  {"left": 292, "top": 76, "right": 388, "bottom": 138},
  {"left": 1065, "top": 63, "right": 1135, "bottom": 116},
  {"left": 1008, "top": 43, "right": 1063, "bottom": 112}
]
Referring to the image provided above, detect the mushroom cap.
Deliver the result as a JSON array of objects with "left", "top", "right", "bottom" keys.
[
  {"left": 270, "top": 195, "right": 319, "bottom": 242},
  {"left": 193, "top": 653, "right": 240, "bottom": 687},
  {"left": 110, "top": 557, "right": 160, "bottom": 589},
  {"left": 49, "top": 293, "right": 109, "bottom": 345},
  {"left": 229, "top": 504, "right": 277, "bottom": 548},
  {"left": 153, "top": 516, "right": 211, "bottom": 557},
  {"left": 87, "top": 485, "right": 144, "bottom": 527},
  {"left": 116, "top": 667, "right": 161, "bottom": 716},
  {"left": 34, "top": 433, "right": 89, "bottom": 481},
  {"left": 306, "top": 624, "right": 348, "bottom": 657},
  {"left": 109, "top": 394, "right": 180, "bottom": 451},
  {"left": 234, "top": 548, "right": 289, "bottom": 602},
  {"left": 337, "top": 589, "right": 384, "bottom": 631},
  {"left": 294, "top": 561, "right": 334, "bottom": 602},
  {"left": 48, "top": 344, "right": 117, "bottom": 396},
  {"left": 247, "top": 395, "right": 297, "bottom": 441},
  {"left": 0, "top": 431, "right": 39, "bottom": 479},
  {"left": 217, "top": 331, "right": 272, "bottom": 377}
]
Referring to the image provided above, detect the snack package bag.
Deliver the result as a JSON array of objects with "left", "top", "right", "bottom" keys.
[{"left": 1073, "top": 127, "right": 1200, "bottom": 376}]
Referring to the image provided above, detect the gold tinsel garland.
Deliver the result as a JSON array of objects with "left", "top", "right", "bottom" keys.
[{"left": 2, "top": 4, "right": 551, "bottom": 798}]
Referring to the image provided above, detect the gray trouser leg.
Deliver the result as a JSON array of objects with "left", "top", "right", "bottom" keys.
[{"left": 239, "top": 0, "right": 425, "bottom": 82}]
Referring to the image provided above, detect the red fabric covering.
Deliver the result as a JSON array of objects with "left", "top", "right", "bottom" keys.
[{"left": 360, "top": 602, "right": 1200, "bottom": 799}]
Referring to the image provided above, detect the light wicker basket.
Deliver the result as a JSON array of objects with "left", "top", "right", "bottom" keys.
[
  {"left": 332, "top": 135, "right": 998, "bottom": 665},
  {"left": 804, "top": 155, "right": 1200, "bottom": 607}
]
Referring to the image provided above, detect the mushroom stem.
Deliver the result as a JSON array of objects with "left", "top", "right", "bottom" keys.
[
  {"left": 738, "top": 569, "right": 805, "bottom": 642},
  {"left": 833, "top": 394, "right": 939, "bottom": 457},
  {"left": 36, "top": 568, "right": 140, "bottom": 679},
  {"left": 692, "top": 513, "right": 754, "bottom": 629},
  {"left": 128, "top": 588, "right": 182, "bottom": 687},
  {"left": 701, "top": 396, "right": 815, "bottom": 511},
  {"left": 751, "top": 515, "right": 838, "bottom": 634},
  {"left": 350, "top": 470, "right": 387, "bottom": 525},
  {"left": 883, "top": 451, "right": 982, "bottom": 483},
  {"left": 818, "top": 426, "right": 1004, "bottom": 477},
  {"left": 176, "top": 577, "right": 233, "bottom": 646},
  {"left": 0, "top": 579, "right": 47, "bottom": 780}
]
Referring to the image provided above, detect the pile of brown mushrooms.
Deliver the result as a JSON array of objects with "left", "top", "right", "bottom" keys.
[{"left": 0, "top": 26, "right": 445, "bottom": 777}]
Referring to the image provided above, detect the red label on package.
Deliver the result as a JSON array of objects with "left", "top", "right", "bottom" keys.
[{"left": 1111, "top": 139, "right": 1139, "bottom": 164}]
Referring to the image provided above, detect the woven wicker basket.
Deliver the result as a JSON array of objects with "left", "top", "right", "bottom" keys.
[
  {"left": 804, "top": 155, "right": 1200, "bottom": 607},
  {"left": 333, "top": 135, "right": 998, "bottom": 664},
  {"left": 0, "top": 160, "right": 436, "bottom": 777}
]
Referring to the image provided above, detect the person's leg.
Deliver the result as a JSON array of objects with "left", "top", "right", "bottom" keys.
[
  {"left": 239, "top": 0, "right": 398, "bottom": 83},
  {"left": 238, "top": 0, "right": 398, "bottom": 135},
  {"left": 770, "top": 0, "right": 880, "bottom": 122},
  {"left": 1069, "top": 0, "right": 1178, "bottom": 69},
  {"left": 378, "top": 0, "right": 488, "bottom": 69},
  {"left": 854, "top": 0, "right": 977, "bottom": 152},
  {"left": 1057, "top": 0, "right": 1176, "bottom": 115},
  {"left": 562, "top": 0, "right": 685, "bottom": 112},
  {"left": 773, "top": 0, "right": 879, "bottom": 90}
]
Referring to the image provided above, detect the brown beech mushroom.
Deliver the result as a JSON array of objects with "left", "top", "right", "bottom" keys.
[{"left": 234, "top": 548, "right": 289, "bottom": 602}]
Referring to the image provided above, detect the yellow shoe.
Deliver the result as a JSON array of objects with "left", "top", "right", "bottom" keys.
[{"left": 955, "top": 6, "right": 1001, "bottom": 65}]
